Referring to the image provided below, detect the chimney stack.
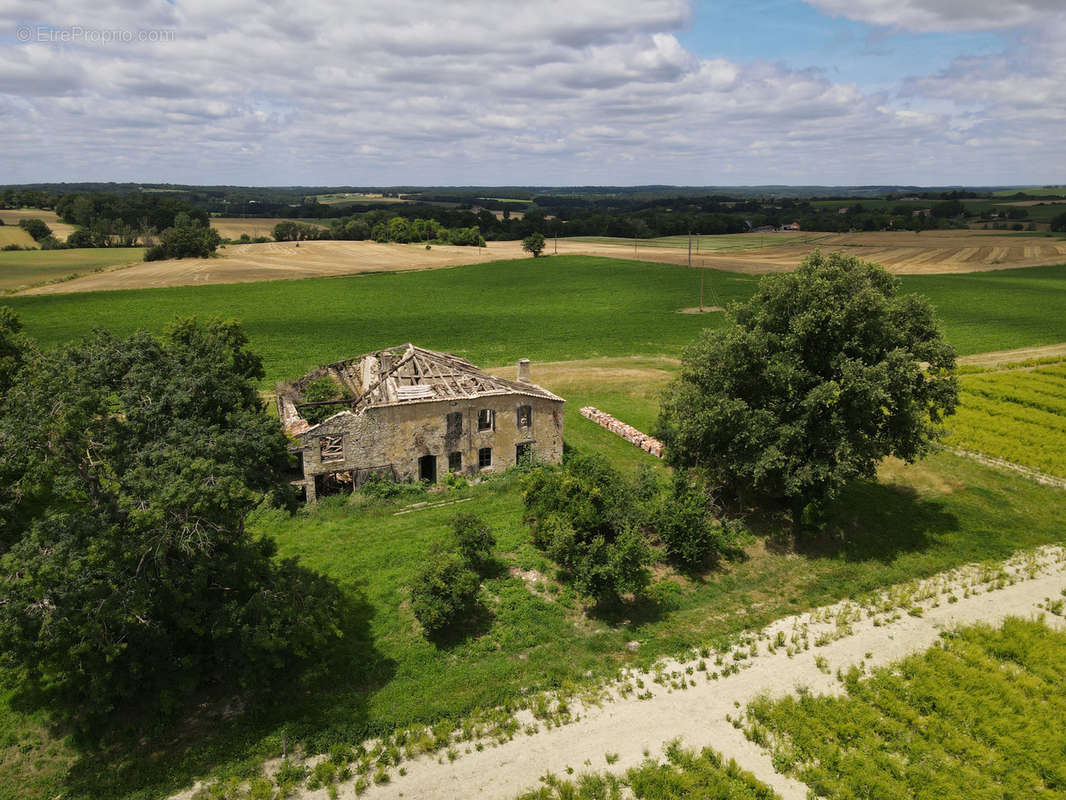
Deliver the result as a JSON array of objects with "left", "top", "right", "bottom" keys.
[
  {"left": 381, "top": 351, "right": 393, "bottom": 374},
  {"left": 517, "top": 358, "right": 531, "bottom": 383}
]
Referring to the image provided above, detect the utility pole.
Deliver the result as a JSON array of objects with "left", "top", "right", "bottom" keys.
[
  {"left": 688, "top": 232, "right": 692, "bottom": 268},
  {"left": 699, "top": 262, "right": 704, "bottom": 312}
]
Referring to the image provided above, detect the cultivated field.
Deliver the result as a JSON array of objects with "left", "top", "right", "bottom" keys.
[
  {"left": 208, "top": 217, "right": 328, "bottom": 240},
  {"left": 748, "top": 617, "right": 1066, "bottom": 799},
  {"left": 0, "top": 208, "right": 77, "bottom": 240},
  {"left": 17, "top": 229, "right": 1066, "bottom": 296},
  {"left": 0, "top": 227, "right": 36, "bottom": 249},
  {"left": 8, "top": 259, "right": 1066, "bottom": 386},
  {"left": 0, "top": 247, "right": 146, "bottom": 292},
  {"left": 949, "top": 363, "right": 1066, "bottom": 478}
]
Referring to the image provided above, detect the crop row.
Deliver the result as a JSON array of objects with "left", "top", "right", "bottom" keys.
[
  {"left": 949, "top": 365, "right": 1066, "bottom": 478},
  {"left": 745, "top": 618, "right": 1066, "bottom": 800}
]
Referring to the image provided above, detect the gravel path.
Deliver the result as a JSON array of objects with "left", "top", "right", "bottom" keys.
[{"left": 357, "top": 547, "right": 1066, "bottom": 800}]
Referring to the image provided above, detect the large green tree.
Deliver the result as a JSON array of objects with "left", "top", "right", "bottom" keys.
[
  {"left": 657, "top": 251, "right": 958, "bottom": 521},
  {"left": 0, "top": 318, "right": 343, "bottom": 725}
]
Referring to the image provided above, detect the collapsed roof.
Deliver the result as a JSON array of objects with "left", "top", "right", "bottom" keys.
[{"left": 278, "top": 343, "right": 562, "bottom": 436}]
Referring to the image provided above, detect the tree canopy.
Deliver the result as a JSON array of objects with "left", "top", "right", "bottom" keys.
[
  {"left": 522, "top": 232, "right": 546, "bottom": 257},
  {"left": 0, "top": 316, "right": 344, "bottom": 725},
  {"left": 657, "top": 251, "right": 958, "bottom": 520}
]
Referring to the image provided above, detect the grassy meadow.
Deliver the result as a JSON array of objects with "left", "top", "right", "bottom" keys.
[
  {"left": 3, "top": 257, "right": 1066, "bottom": 386},
  {"left": 747, "top": 617, "right": 1066, "bottom": 799},
  {"left": 3, "top": 254, "right": 1066, "bottom": 800},
  {"left": 0, "top": 247, "right": 145, "bottom": 292}
]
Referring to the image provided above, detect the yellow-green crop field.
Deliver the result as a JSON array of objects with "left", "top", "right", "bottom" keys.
[{"left": 949, "top": 363, "right": 1066, "bottom": 477}]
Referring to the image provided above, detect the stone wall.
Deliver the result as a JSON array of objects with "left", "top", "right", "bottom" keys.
[{"left": 579, "top": 406, "right": 664, "bottom": 458}]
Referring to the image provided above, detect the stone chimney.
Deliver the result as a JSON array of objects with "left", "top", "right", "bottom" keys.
[
  {"left": 517, "top": 358, "right": 531, "bottom": 383},
  {"left": 380, "top": 351, "right": 393, "bottom": 374}
]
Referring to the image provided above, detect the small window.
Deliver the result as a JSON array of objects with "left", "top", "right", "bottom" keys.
[
  {"left": 446, "top": 411, "right": 463, "bottom": 436},
  {"left": 448, "top": 451, "right": 462, "bottom": 472},
  {"left": 478, "top": 447, "right": 492, "bottom": 469},
  {"left": 516, "top": 442, "right": 533, "bottom": 463},
  {"left": 517, "top": 405, "right": 532, "bottom": 429},
  {"left": 477, "top": 408, "right": 495, "bottom": 431},
  {"left": 319, "top": 435, "right": 344, "bottom": 463}
]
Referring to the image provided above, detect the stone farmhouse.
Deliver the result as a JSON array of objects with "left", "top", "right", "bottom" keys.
[{"left": 277, "top": 344, "right": 564, "bottom": 502}]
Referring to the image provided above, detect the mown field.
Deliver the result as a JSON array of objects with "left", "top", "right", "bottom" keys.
[
  {"left": 0, "top": 227, "right": 36, "bottom": 249},
  {"left": 747, "top": 617, "right": 1066, "bottom": 799},
  {"left": 0, "top": 247, "right": 145, "bottom": 292},
  {"left": 569, "top": 233, "right": 829, "bottom": 251},
  {"left": 4, "top": 258, "right": 1066, "bottom": 386},
  {"left": 949, "top": 363, "right": 1066, "bottom": 477}
]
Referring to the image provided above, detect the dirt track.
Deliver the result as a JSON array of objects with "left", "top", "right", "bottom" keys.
[{"left": 18, "top": 231, "right": 1066, "bottom": 295}]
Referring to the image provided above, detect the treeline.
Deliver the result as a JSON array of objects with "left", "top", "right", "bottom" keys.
[{"left": 273, "top": 217, "right": 485, "bottom": 246}]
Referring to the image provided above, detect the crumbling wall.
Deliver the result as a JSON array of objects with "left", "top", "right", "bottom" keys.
[{"left": 579, "top": 406, "right": 664, "bottom": 458}]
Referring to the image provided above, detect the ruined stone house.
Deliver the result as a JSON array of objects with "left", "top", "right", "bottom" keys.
[{"left": 277, "top": 344, "right": 564, "bottom": 502}]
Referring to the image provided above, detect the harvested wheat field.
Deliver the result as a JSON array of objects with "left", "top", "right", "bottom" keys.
[
  {"left": 18, "top": 230, "right": 1066, "bottom": 295},
  {"left": 209, "top": 217, "right": 329, "bottom": 240},
  {"left": 18, "top": 240, "right": 535, "bottom": 294},
  {"left": 0, "top": 208, "right": 77, "bottom": 240}
]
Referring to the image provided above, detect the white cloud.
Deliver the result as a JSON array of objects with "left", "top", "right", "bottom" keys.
[
  {"left": 803, "top": 0, "right": 1061, "bottom": 33},
  {"left": 0, "top": 0, "right": 1061, "bottom": 184}
]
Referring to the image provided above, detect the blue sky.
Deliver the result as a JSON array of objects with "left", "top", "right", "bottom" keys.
[
  {"left": 0, "top": 0, "right": 1063, "bottom": 186},
  {"left": 679, "top": 0, "right": 1004, "bottom": 90}
]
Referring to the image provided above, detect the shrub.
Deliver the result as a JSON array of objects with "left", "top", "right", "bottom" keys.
[
  {"left": 451, "top": 513, "right": 496, "bottom": 567},
  {"left": 522, "top": 455, "right": 652, "bottom": 602},
  {"left": 656, "top": 470, "right": 721, "bottom": 568},
  {"left": 18, "top": 217, "right": 52, "bottom": 241},
  {"left": 66, "top": 229, "right": 94, "bottom": 248},
  {"left": 410, "top": 550, "right": 480, "bottom": 634}
]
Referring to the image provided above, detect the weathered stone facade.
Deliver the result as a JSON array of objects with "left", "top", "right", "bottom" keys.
[{"left": 278, "top": 345, "right": 564, "bottom": 502}]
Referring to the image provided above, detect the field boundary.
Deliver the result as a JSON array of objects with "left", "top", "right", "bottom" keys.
[{"left": 949, "top": 447, "right": 1066, "bottom": 489}]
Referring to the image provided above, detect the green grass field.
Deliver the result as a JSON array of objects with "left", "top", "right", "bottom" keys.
[
  {"left": 949, "top": 364, "right": 1066, "bottom": 477},
  {"left": 747, "top": 617, "right": 1066, "bottom": 799},
  {"left": 0, "top": 248, "right": 145, "bottom": 292},
  {"left": 4, "top": 257, "right": 1066, "bottom": 387},
  {"left": 6, "top": 438, "right": 1065, "bottom": 799},
  {"left": 4, "top": 255, "right": 1066, "bottom": 800},
  {"left": 994, "top": 186, "right": 1066, "bottom": 198}
]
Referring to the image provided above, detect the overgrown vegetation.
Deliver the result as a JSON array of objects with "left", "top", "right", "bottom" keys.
[{"left": 746, "top": 617, "right": 1066, "bottom": 799}]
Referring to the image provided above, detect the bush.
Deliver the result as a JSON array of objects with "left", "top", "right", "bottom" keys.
[
  {"left": 656, "top": 470, "right": 728, "bottom": 568},
  {"left": 522, "top": 455, "right": 652, "bottom": 602},
  {"left": 18, "top": 217, "right": 52, "bottom": 241},
  {"left": 66, "top": 229, "right": 94, "bottom": 248},
  {"left": 451, "top": 513, "right": 496, "bottom": 566},
  {"left": 410, "top": 550, "right": 480, "bottom": 634}
]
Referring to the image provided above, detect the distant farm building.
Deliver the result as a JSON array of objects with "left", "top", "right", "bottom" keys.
[{"left": 277, "top": 344, "right": 564, "bottom": 501}]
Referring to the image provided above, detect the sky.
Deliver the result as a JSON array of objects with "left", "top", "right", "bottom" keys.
[{"left": 1, "top": 0, "right": 1064, "bottom": 187}]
